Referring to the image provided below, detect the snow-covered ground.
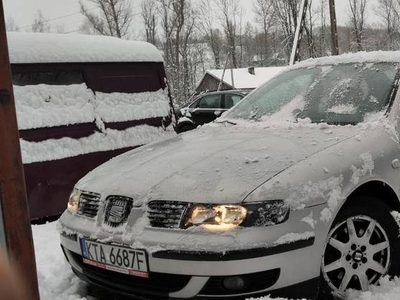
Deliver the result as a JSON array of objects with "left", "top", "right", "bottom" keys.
[{"left": 32, "top": 221, "right": 400, "bottom": 300}]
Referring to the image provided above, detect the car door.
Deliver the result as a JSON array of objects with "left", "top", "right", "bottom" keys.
[{"left": 191, "top": 94, "right": 222, "bottom": 125}]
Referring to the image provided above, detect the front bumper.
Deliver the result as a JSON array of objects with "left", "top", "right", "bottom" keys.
[{"left": 59, "top": 205, "right": 327, "bottom": 299}]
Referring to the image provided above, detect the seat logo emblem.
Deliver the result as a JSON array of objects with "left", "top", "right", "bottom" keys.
[{"left": 104, "top": 197, "right": 133, "bottom": 226}]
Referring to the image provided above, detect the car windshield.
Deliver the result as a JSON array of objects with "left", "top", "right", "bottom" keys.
[{"left": 224, "top": 62, "right": 398, "bottom": 124}]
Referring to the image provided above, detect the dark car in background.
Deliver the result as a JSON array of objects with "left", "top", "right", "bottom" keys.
[{"left": 176, "top": 90, "right": 248, "bottom": 132}]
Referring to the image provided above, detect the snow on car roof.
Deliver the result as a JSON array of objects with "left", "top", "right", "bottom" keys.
[
  {"left": 290, "top": 51, "right": 400, "bottom": 70},
  {"left": 207, "top": 66, "right": 287, "bottom": 90},
  {"left": 7, "top": 32, "right": 163, "bottom": 64}
]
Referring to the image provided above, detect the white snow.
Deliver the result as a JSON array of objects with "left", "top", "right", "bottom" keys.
[
  {"left": 327, "top": 104, "right": 358, "bottom": 115},
  {"left": 15, "top": 84, "right": 170, "bottom": 130},
  {"left": 21, "top": 125, "right": 176, "bottom": 164},
  {"left": 93, "top": 89, "right": 171, "bottom": 123},
  {"left": 273, "top": 232, "right": 314, "bottom": 245},
  {"left": 350, "top": 152, "right": 375, "bottom": 185},
  {"left": 7, "top": 32, "right": 163, "bottom": 64},
  {"left": 207, "top": 66, "right": 286, "bottom": 90},
  {"left": 290, "top": 51, "right": 400, "bottom": 71},
  {"left": 15, "top": 84, "right": 96, "bottom": 130},
  {"left": 14, "top": 83, "right": 175, "bottom": 163}
]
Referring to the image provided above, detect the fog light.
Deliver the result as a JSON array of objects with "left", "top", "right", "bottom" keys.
[{"left": 223, "top": 276, "right": 245, "bottom": 291}]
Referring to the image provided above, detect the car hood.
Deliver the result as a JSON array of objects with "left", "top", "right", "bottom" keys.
[{"left": 76, "top": 124, "right": 355, "bottom": 204}]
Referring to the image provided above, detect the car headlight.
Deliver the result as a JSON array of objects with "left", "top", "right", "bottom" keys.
[
  {"left": 67, "top": 189, "right": 81, "bottom": 213},
  {"left": 241, "top": 200, "right": 290, "bottom": 227},
  {"left": 184, "top": 201, "right": 289, "bottom": 231},
  {"left": 185, "top": 205, "right": 247, "bottom": 231}
]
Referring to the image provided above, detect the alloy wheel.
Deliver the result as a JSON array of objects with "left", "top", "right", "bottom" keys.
[{"left": 322, "top": 215, "right": 390, "bottom": 297}]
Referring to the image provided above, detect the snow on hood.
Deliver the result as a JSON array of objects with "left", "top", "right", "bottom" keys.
[
  {"left": 7, "top": 32, "right": 163, "bottom": 64},
  {"left": 76, "top": 124, "right": 355, "bottom": 204}
]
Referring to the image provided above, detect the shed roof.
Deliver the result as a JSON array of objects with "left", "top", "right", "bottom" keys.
[
  {"left": 207, "top": 66, "right": 287, "bottom": 89},
  {"left": 7, "top": 32, "right": 163, "bottom": 64}
]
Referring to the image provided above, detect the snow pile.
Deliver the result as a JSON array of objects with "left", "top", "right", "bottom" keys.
[
  {"left": 14, "top": 84, "right": 96, "bottom": 130},
  {"left": 21, "top": 125, "right": 176, "bottom": 164},
  {"left": 8, "top": 32, "right": 163, "bottom": 64},
  {"left": 14, "top": 83, "right": 176, "bottom": 163},
  {"left": 93, "top": 89, "right": 171, "bottom": 123},
  {"left": 15, "top": 84, "right": 171, "bottom": 130},
  {"left": 32, "top": 222, "right": 88, "bottom": 300},
  {"left": 347, "top": 277, "right": 400, "bottom": 300},
  {"left": 350, "top": 152, "right": 375, "bottom": 185}
]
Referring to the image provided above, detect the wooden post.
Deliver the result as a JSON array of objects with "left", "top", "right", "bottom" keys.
[
  {"left": 329, "top": 0, "right": 339, "bottom": 55},
  {"left": 0, "top": 1, "right": 41, "bottom": 299}
]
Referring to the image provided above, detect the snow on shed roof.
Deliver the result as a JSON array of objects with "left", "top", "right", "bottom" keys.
[
  {"left": 207, "top": 66, "right": 287, "bottom": 89},
  {"left": 7, "top": 32, "right": 163, "bottom": 64}
]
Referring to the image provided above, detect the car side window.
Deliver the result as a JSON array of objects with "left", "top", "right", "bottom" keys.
[
  {"left": 196, "top": 95, "right": 221, "bottom": 108},
  {"left": 223, "top": 94, "right": 242, "bottom": 109}
]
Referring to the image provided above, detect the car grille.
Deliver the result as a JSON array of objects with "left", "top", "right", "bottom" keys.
[
  {"left": 200, "top": 268, "right": 280, "bottom": 295},
  {"left": 77, "top": 191, "right": 101, "bottom": 218},
  {"left": 147, "top": 201, "right": 189, "bottom": 229}
]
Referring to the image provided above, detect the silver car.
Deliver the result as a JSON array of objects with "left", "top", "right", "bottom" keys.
[{"left": 59, "top": 52, "right": 400, "bottom": 299}]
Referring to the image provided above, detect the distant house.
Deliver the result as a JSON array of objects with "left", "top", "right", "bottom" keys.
[{"left": 195, "top": 66, "right": 287, "bottom": 94}]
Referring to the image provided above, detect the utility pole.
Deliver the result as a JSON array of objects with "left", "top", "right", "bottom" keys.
[
  {"left": 329, "top": 0, "right": 339, "bottom": 55},
  {"left": 0, "top": 1, "right": 40, "bottom": 299},
  {"left": 290, "top": 0, "right": 309, "bottom": 65},
  {"left": 218, "top": 50, "right": 235, "bottom": 91},
  {"left": 290, "top": 0, "right": 339, "bottom": 64}
]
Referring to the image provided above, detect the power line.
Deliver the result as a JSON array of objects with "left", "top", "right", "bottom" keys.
[
  {"left": 65, "top": 11, "right": 142, "bottom": 34},
  {"left": 19, "top": 5, "right": 142, "bottom": 31},
  {"left": 18, "top": 7, "right": 98, "bottom": 30}
]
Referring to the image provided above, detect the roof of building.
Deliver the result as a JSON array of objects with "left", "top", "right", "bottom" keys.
[
  {"left": 206, "top": 66, "right": 287, "bottom": 90},
  {"left": 7, "top": 32, "right": 163, "bottom": 64}
]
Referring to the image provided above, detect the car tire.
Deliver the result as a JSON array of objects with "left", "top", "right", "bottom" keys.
[{"left": 318, "top": 196, "right": 400, "bottom": 299}]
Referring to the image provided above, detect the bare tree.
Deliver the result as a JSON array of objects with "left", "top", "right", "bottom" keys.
[
  {"left": 316, "top": 0, "right": 328, "bottom": 56},
  {"left": 271, "top": 0, "right": 300, "bottom": 59},
  {"left": 375, "top": 0, "right": 400, "bottom": 49},
  {"left": 253, "top": 0, "right": 275, "bottom": 66},
  {"left": 158, "top": 0, "right": 197, "bottom": 104},
  {"left": 79, "top": 0, "right": 133, "bottom": 38},
  {"left": 31, "top": 10, "right": 51, "bottom": 33},
  {"left": 141, "top": 0, "right": 158, "bottom": 45},
  {"left": 214, "top": 0, "right": 244, "bottom": 68},
  {"left": 348, "top": 0, "right": 368, "bottom": 51},
  {"left": 5, "top": 16, "right": 19, "bottom": 32},
  {"left": 303, "top": 0, "right": 317, "bottom": 58},
  {"left": 198, "top": 0, "right": 223, "bottom": 69}
]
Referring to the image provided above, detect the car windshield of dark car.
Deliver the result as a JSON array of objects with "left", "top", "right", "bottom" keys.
[{"left": 224, "top": 62, "right": 398, "bottom": 125}]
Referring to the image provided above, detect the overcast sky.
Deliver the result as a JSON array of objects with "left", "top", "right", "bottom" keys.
[{"left": 3, "top": 0, "right": 381, "bottom": 37}]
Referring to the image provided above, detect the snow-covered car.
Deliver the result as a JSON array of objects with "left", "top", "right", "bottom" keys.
[
  {"left": 59, "top": 52, "right": 400, "bottom": 299},
  {"left": 176, "top": 90, "right": 248, "bottom": 132}
]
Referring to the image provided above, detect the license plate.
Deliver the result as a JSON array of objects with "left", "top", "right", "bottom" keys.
[{"left": 80, "top": 239, "right": 149, "bottom": 278}]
